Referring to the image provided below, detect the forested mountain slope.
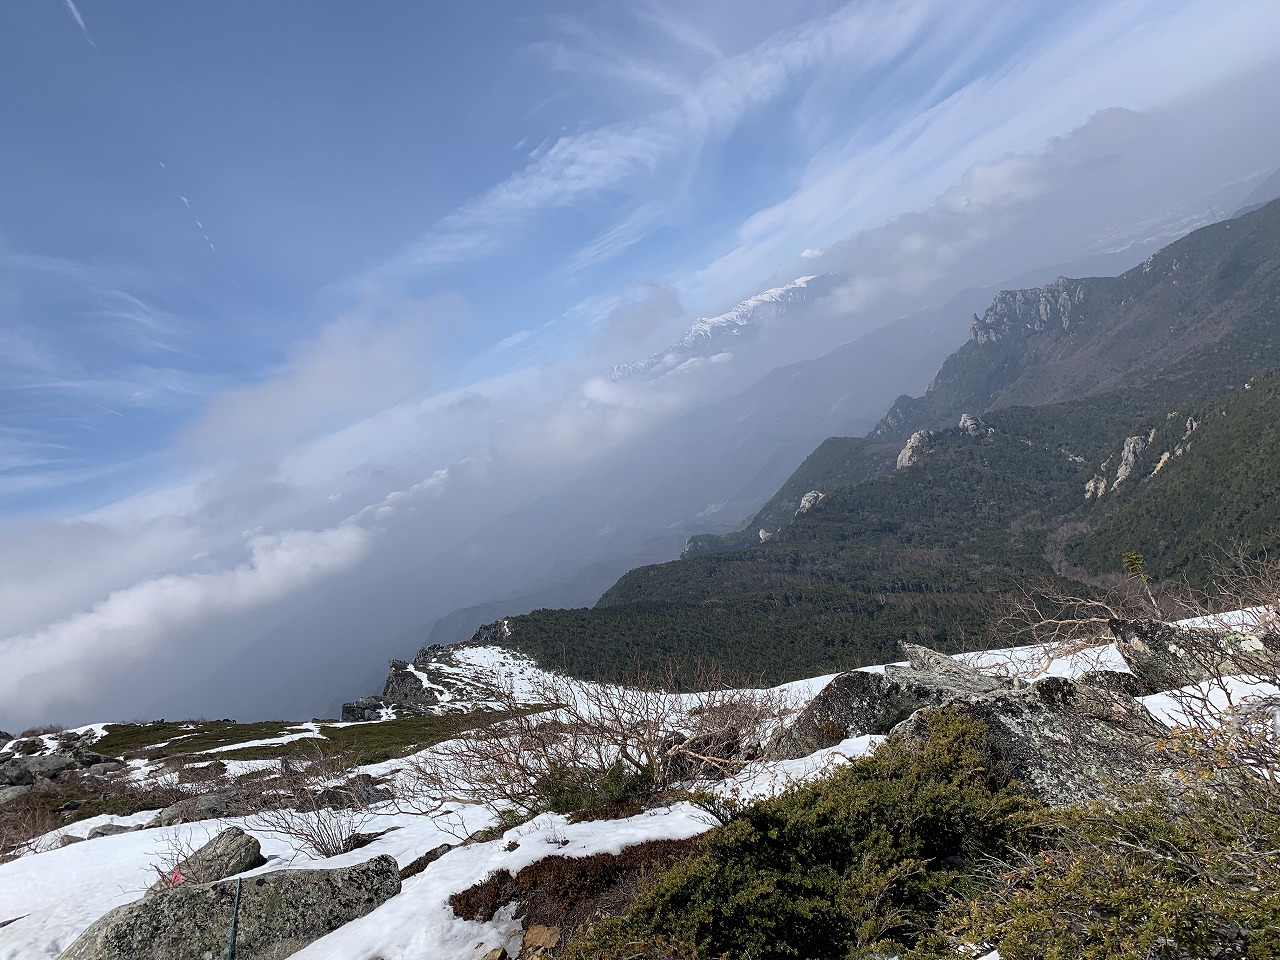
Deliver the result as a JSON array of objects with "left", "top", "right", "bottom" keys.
[{"left": 687, "top": 199, "right": 1280, "bottom": 558}]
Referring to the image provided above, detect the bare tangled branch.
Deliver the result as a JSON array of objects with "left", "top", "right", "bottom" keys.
[
  {"left": 247, "top": 744, "right": 399, "bottom": 857},
  {"left": 401, "top": 662, "right": 795, "bottom": 822}
]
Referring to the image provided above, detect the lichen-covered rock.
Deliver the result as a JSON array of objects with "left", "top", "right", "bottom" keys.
[
  {"left": 783, "top": 637, "right": 1172, "bottom": 804},
  {"left": 774, "top": 644, "right": 1012, "bottom": 757},
  {"left": 145, "top": 827, "right": 266, "bottom": 894},
  {"left": 893, "top": 643, "right": 1010, "bottom": 692},
  {"left": 59, "top": 854, "right": 401, "bottom": 960},
  {"left": 0, "top": 784, "right": 32, "bottom": 806},
  {"left": 0, "top": 738, "right": 124, "bottom": 787},
  {"left": 893, "top": 676, "right": 1168, "bottom": 806},
  {"left": 1, "top": 754, "right": 76, "bottom": 786},
  {"left": 151, "top": 789, "right": 254, "bottom": 827},
  {"left": 71, "top": 747, "right": 124, "bottom": 769},
  {"left": 1075, "top": 669, "right": 1151, "bottom": 699},
  {"left": 87, "top": 822, "right": 143, "bottom": 840},
  {"left": 313, "top": 773, "right": 393, "bottom": 810}
]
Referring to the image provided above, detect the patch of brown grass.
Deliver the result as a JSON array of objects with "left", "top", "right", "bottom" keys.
[{"left": 450, "top": 837, "right": 700, "bottom": 954}]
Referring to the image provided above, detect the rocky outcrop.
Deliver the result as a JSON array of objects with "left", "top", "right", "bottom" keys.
[
  {"left": 348, "top": 631, "right": 532, "bottom": 719},
  {"left": 520, "top": 923, "right": 562, "bottom": 956},
  {"left": 150, "top": 789, "right": 256, "bottom": 828},
  {"left": 314, "top": 773, "right": 393, "bottom": 810},
  {"left": 0, "top": 737, "right": 126, "bottom": 798},
  {"left": 1108, "top": 618, "right": 1279, "bottom": 695},
  {"left": 795, "top": 490, "right": 824, "bottom": 516},
  {"left": 958, "top": 413, "right": 991, "bottom": 438},
  {"left": 893, "top": 675, "right": 1168, "bottom": 806},
  {"left": 775, "top": 645, "right": 1014, "bottom": 757},
  {"left": 383, "top": 660, "right": 429, "bottom": 704},
  {"left": 895, "top": 430, "right": 935, "bottom": 469},
  {"left": 341, "top": 696, "right": 390, "bottom": 722},
  {"left": 0, "top": 785, "right": 32, "bottom": 806},
  {"left": 59, "top": 855, "right": 401, "bottom": 960},
  {"left": 969, "top": 277, "right": 1089, "bottom": 345},
  {"left": 87, "top": 822, "right": 145, "bottom": 840},
  {"left": 145, "top": 827, "right": 266, "bottom": 894},
  {"left": 1112, "top": 435, "right": 1148, "bottom": 486},
  {"left": 782, "top": 638, "right": 1173, "bottom": 805},
  {"left": 1074, "top": 669, "right": 1151, "bottom": 699},
  {"left": 0, "top": 754, "right": 76, "bottom": 786}
]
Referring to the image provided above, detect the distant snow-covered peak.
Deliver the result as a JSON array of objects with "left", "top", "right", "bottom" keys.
[{"left": 611, "top": 275, "right": 830, "bottom": 381}]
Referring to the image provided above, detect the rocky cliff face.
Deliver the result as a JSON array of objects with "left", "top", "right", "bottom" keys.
[
  {"left": 895, "top": 430, "right": 935, "bottom": 470},
  {"left": 969, "top": 277, "right": 1089, "bottom": 345},
  {"left": 875, "top": 199, "right": 1280, "bottom": 440}
]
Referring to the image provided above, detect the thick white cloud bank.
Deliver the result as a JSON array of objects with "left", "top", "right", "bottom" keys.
[{"left": 0, "top": 523, "right": 372, "bottom": 721}]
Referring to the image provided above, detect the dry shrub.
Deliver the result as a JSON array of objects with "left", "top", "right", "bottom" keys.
[
  {"left": 403, "top": 662, "right": 793, "bottom": 822},
  {"left": 950, "top": 547, "right": 1280, "bottom": 959},
  {"left": 247, "top": 744, "right": 396, "bottom": 858}
]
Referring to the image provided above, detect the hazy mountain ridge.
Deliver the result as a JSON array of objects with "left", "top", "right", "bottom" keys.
[
  {"left": 685, "top": 198, "right": 1280, "bottom": 559},
  {"left": 449, "top": 200, "right": 1280, "bottom": 687},
  {"left": 609, "top": 274, "right": 832, "bottom": 380},
  {"left": 875, "top": 197, "right": 1280, "bottom": 440}
]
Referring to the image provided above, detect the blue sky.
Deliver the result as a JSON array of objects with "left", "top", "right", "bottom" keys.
[
  {"left": 4, "top": 0, "right": 1268, "bottom": 511},
  {"left": 2, "top": 0, "right": 1280, "bottom": 725}
]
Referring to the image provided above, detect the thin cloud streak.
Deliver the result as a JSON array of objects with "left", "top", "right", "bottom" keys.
[{"left": 62, "top": 0, "right": 95, "bottom": 48}]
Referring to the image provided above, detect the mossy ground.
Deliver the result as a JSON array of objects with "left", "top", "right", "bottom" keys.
[{"left": 91, "top": 710, "right": 516, "bottom": 767}]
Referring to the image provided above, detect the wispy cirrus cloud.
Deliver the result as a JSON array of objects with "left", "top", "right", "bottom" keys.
[
  {"left": 684, "top": 0, "right": 1280, "bottom": 304},
  {"left": 368, "top": 0, "right": 944, "bottom": 281}
]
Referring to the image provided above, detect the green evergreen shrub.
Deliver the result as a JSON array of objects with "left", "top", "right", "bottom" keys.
[
  {"left": 949, "top": 758, "right": 1280, "bottom": 959},
  {"left": 535, "top": 761, "right": 655, "bottom": 818},
  {"left": 566, "top": 708, "right": 1039, "bottom": 960}
]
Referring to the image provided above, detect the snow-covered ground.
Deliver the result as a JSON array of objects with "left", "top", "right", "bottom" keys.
[
  {"left": 201, "top": 722, "right": 325, "bottom": 755},
  {"left": 0, "top": 646, "right": 870, "bottom": 958},
  {"left": 2, "top": 619, "right": 1275, "bottom": 960},
  {"left": 1141, "top": 676, "right": 1280, "bottom": 729}
]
